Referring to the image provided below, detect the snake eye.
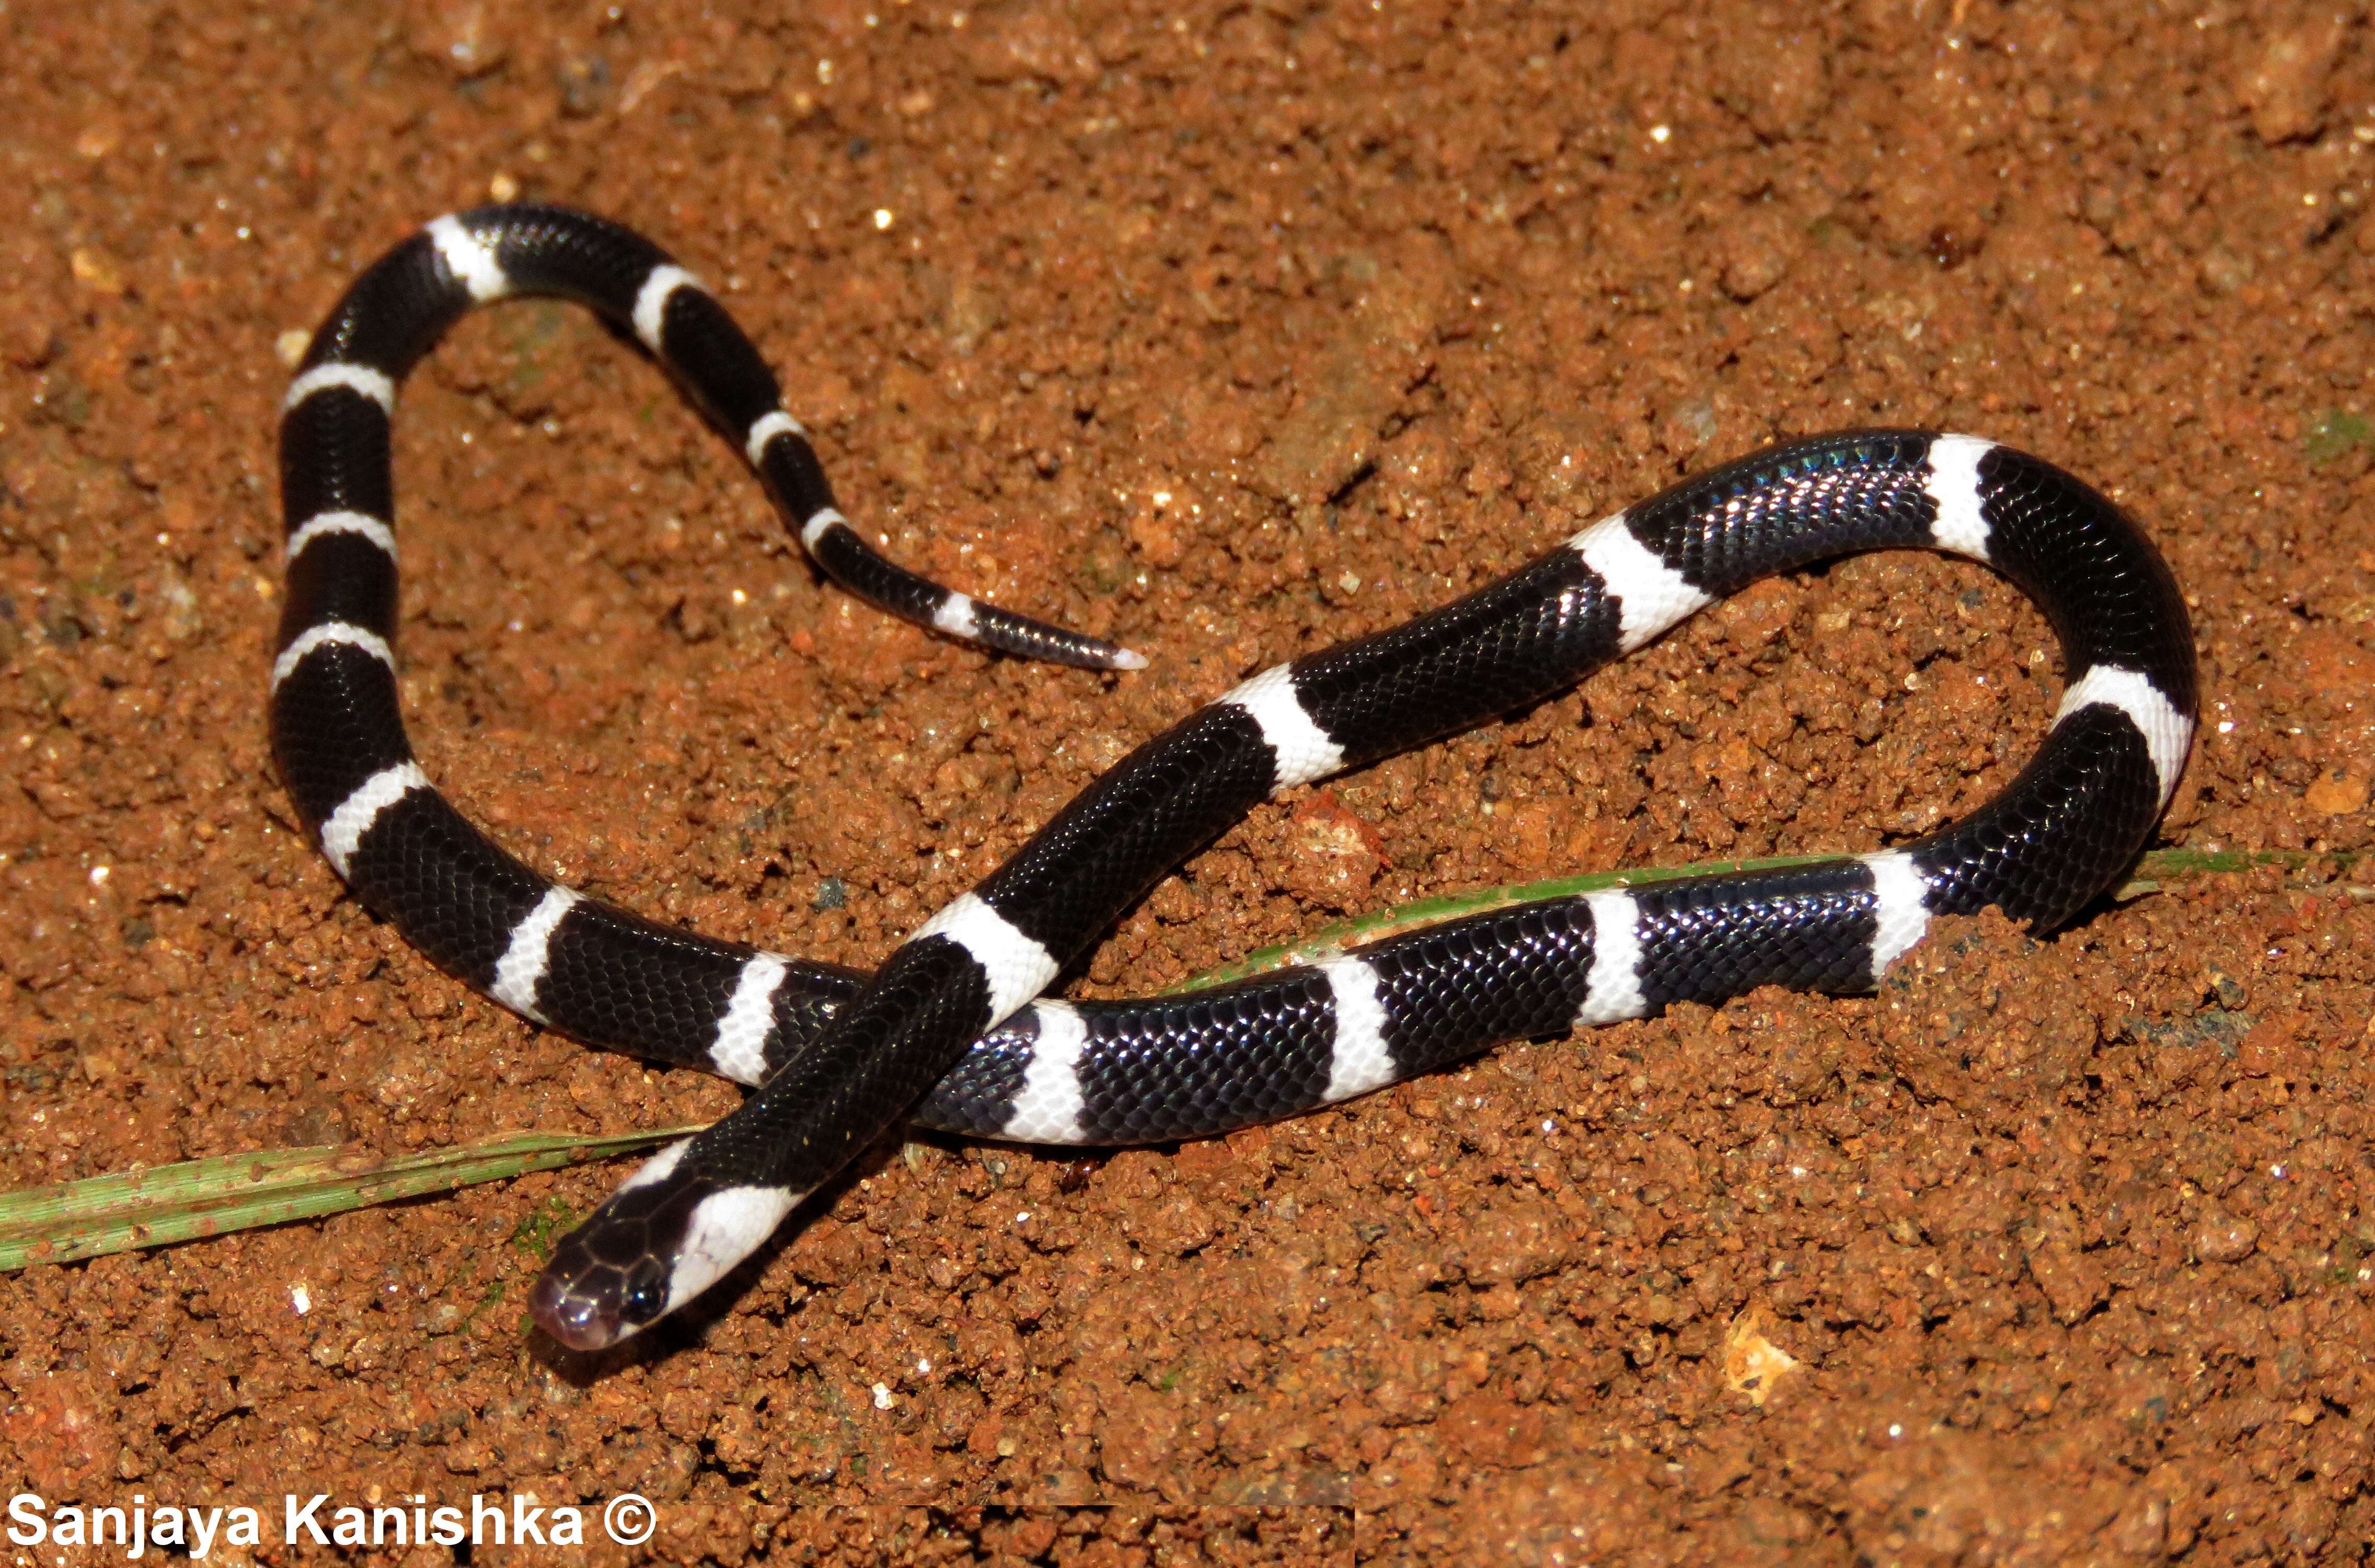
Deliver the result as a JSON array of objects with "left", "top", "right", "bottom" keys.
[{"left": 621, "top": 1263, "right": 671, "bottom": 1325}]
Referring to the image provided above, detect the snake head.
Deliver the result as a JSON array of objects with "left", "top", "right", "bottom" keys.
[{"left": 529, "top": 1142, "right": 800, "bottom": 1351}]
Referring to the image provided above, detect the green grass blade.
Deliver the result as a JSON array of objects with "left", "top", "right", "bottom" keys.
[
  {"left": 1161, "top": 844, "right": 2370, "bottom": 992},
  {"left": 1161, "top": 851, "right": 1841, "bottom": 992},
  {"left": 0, "top": 1126, "right": 699, "bottom": 1271}
]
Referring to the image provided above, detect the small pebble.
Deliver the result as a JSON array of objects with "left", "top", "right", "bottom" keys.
[{"left": 2192, "top": 1212, "right": 2259, "bottom": 1264}]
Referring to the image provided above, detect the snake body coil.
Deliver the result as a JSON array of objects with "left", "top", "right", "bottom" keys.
[{"left": 270, "top": 207, "right": 2197, "bottom": 1350}]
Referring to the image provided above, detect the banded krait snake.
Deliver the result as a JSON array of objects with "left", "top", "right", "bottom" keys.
[{"left": 268, "top": 206, "right": 2196, "bottom": 1349}]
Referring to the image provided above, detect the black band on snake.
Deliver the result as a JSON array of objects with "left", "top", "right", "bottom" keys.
[{"left": 270, "top": 206, "right": 2197, "bottom": 1352}]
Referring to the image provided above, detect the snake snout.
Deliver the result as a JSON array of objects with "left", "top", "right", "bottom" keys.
[
  {"left": 528, "top": 1263, "right": 624, "bottom": 1351},
  {"left": 529, "top": 1257, "right": 654, "bottom": 1352}
]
